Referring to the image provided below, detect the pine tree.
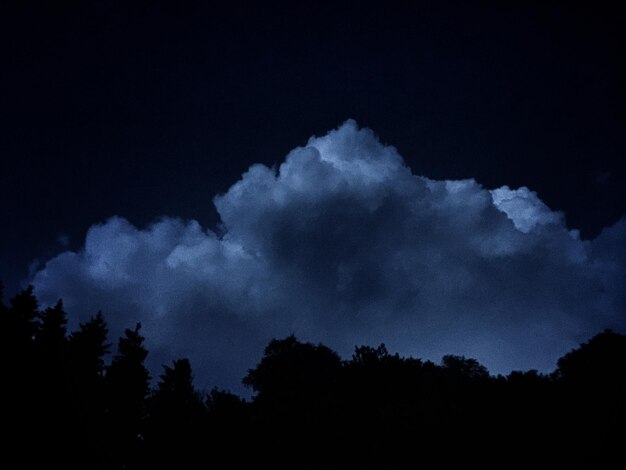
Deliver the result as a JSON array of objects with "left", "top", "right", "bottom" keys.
[
  {"left": 2, "top": 287, "right": 41, "bottom": 450},
  {"left": 36, "top": 300, "right": 68, "bottom": 356},
  {"left": 146, "top": 359, "right": 207, "bottom": 467},
  {"left": 6, "top": 286, "right": 40, "bottom": 351},
  {"left": 69, "top": 312, "right": 110, "bottom": 388},
  {"left": 104, "top": 323, "right": 150, "bottom": 469},
  {"left": 35, "top": 300, "right": 71, "bottom": 467},
  {"left": 67, "top": 312, "right": 111, "bottom": 469}
]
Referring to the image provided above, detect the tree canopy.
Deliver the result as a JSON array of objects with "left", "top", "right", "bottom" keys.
[{"left": 1, "top": 286, "right": 623, "bottom": 468}]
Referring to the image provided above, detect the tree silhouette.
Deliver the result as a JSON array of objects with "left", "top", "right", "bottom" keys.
[
  {"left": 555, "top": 329, "right": 626, "bottom": 385},
  {"left": 341, "top": 345, "right": 438, "bottom": 467},
  {"left": 104, "top": 323, "right": 150, "bottom": 469},
  {"left": 67, "top": 312, "right": 111, "bottom": 468},
  {"left": 441, "top": 354, "right": 490, "bottom": 382},
  {"left": 350, "top": 343, "right": 392, "bottom": 366},
  {"left": 36, "top": 300, "right": 67, "bottom": 356},
  {"left": 243, "top": 335, "right": 343, "bottom": 468},
  {"left": 553, "top": 330, "right": 626, "bottom": 463},
  {"left": 243, "top": 335, "right": 342, "bottom": 398},
  {"left": 205, "top": 388, "right": 251, "bottom": 465},
  {"left": 5, "top": 285, "right": 39, "bottom": 352},
  {"left": 33, "top": 300, "right": 71, "bottom": 465},
  {"left": 1, "top": 287, "right": 41, "bottom": 465},
  {"left": 145, "top": 358, "right": 207, "bottom": 468},
  {"left": 0, "top": 285, "right": 623, "bottom": 467}
]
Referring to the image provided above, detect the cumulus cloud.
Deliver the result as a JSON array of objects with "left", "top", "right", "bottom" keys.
[{"left": 32, "top": 120, "right": 626, "bottom": 393}]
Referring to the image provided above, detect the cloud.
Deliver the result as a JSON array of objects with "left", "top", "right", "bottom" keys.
[{"left": 32, "top": 120, "right": 626, "bottom": 394}]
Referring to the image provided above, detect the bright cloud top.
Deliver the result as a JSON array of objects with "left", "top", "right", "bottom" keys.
[{"left": 32, "top": 120, "right": 626, "bottom": 393}]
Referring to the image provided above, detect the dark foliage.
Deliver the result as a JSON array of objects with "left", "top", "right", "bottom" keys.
[
  {"left": 145, "top": 358, "right": 208, "bottom": 468},
  {"left": 1, "top": 286, "right": 624, "bottom": 468}
]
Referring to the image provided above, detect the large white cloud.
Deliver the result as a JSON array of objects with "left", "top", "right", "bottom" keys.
[{"left": 32, "top": 120, "right": 626, "bottom": 393}]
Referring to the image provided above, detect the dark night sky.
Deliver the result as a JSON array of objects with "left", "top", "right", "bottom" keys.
[{"left": 1, "top": 1, "right": 625, "bottom": 391}]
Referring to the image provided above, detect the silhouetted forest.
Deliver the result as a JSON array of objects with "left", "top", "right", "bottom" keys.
[{"left": 1, "top": 284, "right": 624, "bottom": 468}]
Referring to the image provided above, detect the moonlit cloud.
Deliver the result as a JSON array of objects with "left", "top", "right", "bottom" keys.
[{"left": 32, "top": 120, "right": 626, "bottom": 393}]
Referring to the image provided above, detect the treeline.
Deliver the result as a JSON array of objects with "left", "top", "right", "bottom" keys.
[{"left": 1, "top": 285, "right": 624, "bottom": 468}]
